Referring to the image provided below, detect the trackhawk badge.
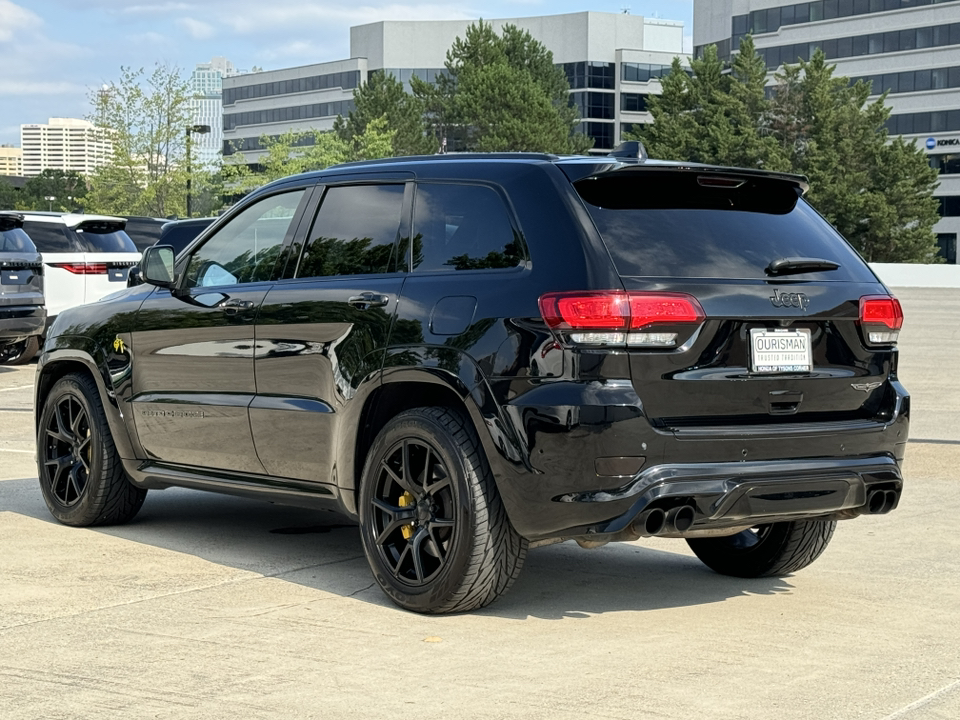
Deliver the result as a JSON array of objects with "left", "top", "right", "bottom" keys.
[
  {"left": 851, "top": 382, "right": 882, "bottom": 392},
  {"left": 770, "top": 290, "right": 809, "bottom": 310}
]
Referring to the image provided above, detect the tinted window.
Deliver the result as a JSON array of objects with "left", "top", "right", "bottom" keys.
[
  {"left": 297, "top": 184, "right": 404, "bottom": 278},
  {"left": 0, "top": 227, "right": 36, "bottom": 253},
  {"left": 576, "top": 173, "right": 874, "bottom": 282},
  {"left": 412, "top": 184, "right": 523, "bottom": 272},
  {"left": 161, "top": 222, "right": 212, "bottom": 256},
  {"left": 21, "top": 222, "right": 79, "bottom": 253},
  {"left": 74, "top": 228, "right": 138, "bottom": 253},
  {"left": 185, "top": 189, "right": 305, "bottom": 288}
]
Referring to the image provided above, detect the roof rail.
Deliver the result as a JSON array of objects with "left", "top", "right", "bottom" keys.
[{"left": 329, "top": 152, "right": 561, "bottom": 170}]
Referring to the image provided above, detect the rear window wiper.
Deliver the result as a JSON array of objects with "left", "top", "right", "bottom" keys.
[{"left": 766, "top": 257, "right": 840, "bottom": 276}]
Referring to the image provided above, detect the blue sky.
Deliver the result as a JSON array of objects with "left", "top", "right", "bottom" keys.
[{"left": 0, "top": 0, "right": 692, "bottom": 147}]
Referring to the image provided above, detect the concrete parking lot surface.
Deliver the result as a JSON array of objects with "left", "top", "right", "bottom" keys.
[{"left": 1, "top": 287, "right": 957, "bottom": 720}]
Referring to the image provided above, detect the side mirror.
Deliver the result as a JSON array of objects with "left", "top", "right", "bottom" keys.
[{"left": 141, "top": 245, "right": 176, "bottom": 288}]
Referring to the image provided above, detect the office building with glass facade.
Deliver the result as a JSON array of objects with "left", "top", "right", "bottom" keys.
[
  {"left": 222, "top": 12, "right": 690, "bottom": 167},
  {"left": 694, "top": 0, "right": 960, "bottom": 263}
]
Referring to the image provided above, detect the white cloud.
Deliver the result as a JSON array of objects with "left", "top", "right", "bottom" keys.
[
  {"left": 0, "top": 1, "right": 43, "bottom": 42},
  {"left": 176, "top": 17, "right": 215, "bottom": 40}
]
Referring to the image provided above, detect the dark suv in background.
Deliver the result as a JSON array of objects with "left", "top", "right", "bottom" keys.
[
  {"left": 0, "top": 212, "right": 44, "bottom": 364},
  {"left": 34, "top": 149, "right": 908, "bottom": 613}
]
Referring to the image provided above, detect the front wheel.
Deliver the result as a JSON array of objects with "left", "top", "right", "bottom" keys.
[
  {"left": 686, "top": 520, "right": 836, "bottom": 578},
  {"left": 37, "top": 372, "right": 146, "bottom": 526},
  {"left": 358, "top": 407, "right": 527, "bottom": 614}
]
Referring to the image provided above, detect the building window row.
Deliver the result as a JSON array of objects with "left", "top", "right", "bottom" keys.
[
  {"left": 223, "top": 133, "right": 319, "bottom": 157},
  {"left": 855, "top": 66, "right": 960, "bottom": 94},
  {"left": 223, "top": 100, "right": 355, "bottom": 131},
  {"left": 886, "top": 109, "right": 960, "bottom": 135},
  {"left": 930, "top": 153, "right": 960, "bottom": 174},
  {"left": 563, "top": 62, "right": 616, "bottom": 90},
  {"left": 759, "top": 22, "right": 960, "bottom": 67},
  {"left": 577, "top": 121, "right": 614, "bottom": 150},
  {"left": 621, "top": 63, "right": 676, "bottom": 83},
  {"left": 620, "top": 93, "right": 650, "bottom": 113},
  {"left": 223, "top": 71, "right": 361, "bottom": 106},
  {"left": 571, "top": 92, "right": 615, "bottom": 120},
  {"left": 733, "top": 0, "right": 957, "bottom": 42},
  {"left": 375, "top": 68, "right": 449, "bottom": 88}
]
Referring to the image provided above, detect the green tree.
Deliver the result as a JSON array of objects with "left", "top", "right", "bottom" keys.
[
  {"left": 334, "top": 71, "right": 434, "bottom": 156},
  {"left": 0, "top": 179, "right": 17, "bottom": 210},
  {"left": 20, "top": 169, "right": 88, "bottom": 211},
  {"left": 87, "top": 64, "right": 195, "bottom": 217},
  {"left": 631, "top": 37, "right": 786, "bottom": 170},
  {"left": 770, "top": 51, "right": 940, "bottom": 262},
  {"left": 224, "top": 116, "right": 396, "bottom": 195},
  {"left": 412, "top": 21, "right": 590, "bottom": 153}
]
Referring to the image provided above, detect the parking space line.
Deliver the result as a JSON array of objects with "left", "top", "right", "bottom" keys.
[
  {"left": 879, "top": 678, "right": 960, "bottom": 720},
  {"left": 909, "top": 438, "right": 960, "bottom": 445},
  {"left": 0, "top": 448, "right": 33, "bottom": 454},
  {"left": 0, "top": 385, "right": 33, "bottom": 393}
]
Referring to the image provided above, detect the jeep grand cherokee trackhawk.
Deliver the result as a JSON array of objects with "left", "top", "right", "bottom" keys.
[{"left": 34, "top": 148, "right": 909, "bottom": 613}]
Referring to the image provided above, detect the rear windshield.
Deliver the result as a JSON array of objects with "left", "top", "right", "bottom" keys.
[
  {"left": 0, "top": 227, "right": 37, "bottom": 253},
  {"left": 22, "top": 222, "right": 81, "bottom": 253},
  {"left": 74, "top": 228, "right": 138, "bottom": 253},
  {"left": 576, "top": 172, "right": 875, "bottom": 282}
]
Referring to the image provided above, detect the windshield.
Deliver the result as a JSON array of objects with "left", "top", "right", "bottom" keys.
[
  {"left": 0, "top": 227, "right": 37, "bottom": 253},
  {"left": 576, "top": 172, "right": 875, "bottom": 282},
  {"left": 73, "top": 228, "right": 138, "bottom": 253}
]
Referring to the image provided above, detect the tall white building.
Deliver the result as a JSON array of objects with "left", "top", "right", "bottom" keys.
[
  {"left": 19, "top": 118, "right": 112, "bottom": 177},
  {"left": 222, "top": 12, "right": 690, "bottom": 166},
  {"left": 0, "top": 145, "right": 22, "bottom": 176},
  {"left": 693, "top": 0, "right": 960, "bottom": 264},
  {"left": 189, "top": 57, "right": 238, "bottom": 166}
]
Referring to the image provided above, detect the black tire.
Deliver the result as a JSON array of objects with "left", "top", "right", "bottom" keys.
[
  {"left": 0, "top": 336, "right": 39, "bottom": 365},
  {"left": 686, "top": 520, "right": 836, "bottom": 578},
  {"left": 358, "top": 407, "right": 527, "bottom": 614},
  {"left": 37, "top": 372, "right": 146, "bottom": 526}
]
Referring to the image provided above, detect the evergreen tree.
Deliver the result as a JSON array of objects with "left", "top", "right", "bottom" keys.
[
  {"left": 334, "top": 71, "right": 434, "bottom": 156},
  {"left": 412, "top": 21, "right": 590, "bottom": 153},
  {"left": 0, "top": 179, "right": 18, "bottom": 210},
  {"left": 770, "top": 51, "right": 940, "bottom": 263}
]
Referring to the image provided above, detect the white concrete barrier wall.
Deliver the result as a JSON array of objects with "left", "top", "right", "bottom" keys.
[{"left": 868, "top": 263, "right": 960, "bottom": 288}]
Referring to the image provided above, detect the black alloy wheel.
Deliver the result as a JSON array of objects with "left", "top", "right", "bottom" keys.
[
  {"left": 43, "top": 393, "right": 92, "bottom": 507},
  {"left": 37, "top": 373, "right": 147, "bottom": 526},
  {"left": 358, "top": 407, "right": 527, "bottom": 614},
  {"left": 686, "top": 519, "right": 837, "bottom": 578},
  {"left": 370, "top": 438, "right": 457, "bottom": 587}
]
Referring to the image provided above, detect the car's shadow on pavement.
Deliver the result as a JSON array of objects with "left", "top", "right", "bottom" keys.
[{"left": 4, "top": 478, "right": 793, "bottom": 619}]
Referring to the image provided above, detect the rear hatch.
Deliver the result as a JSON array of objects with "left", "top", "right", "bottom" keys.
[
  {"left": 72, "top": 219, "right": 141, "bottom": 299},
  {"left": 0, "top": 215, "right": 44, "bottom": 309},
  {"left": 570, "top": 167, "right": 901, "bottom": 432}
]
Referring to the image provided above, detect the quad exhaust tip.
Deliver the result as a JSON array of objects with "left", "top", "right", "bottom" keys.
[{"left": 866, "top": 489, "right": 899, "bottom": 515}]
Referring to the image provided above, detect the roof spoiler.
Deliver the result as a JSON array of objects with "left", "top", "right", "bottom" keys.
[
  {"left": 0, "top": 212, "right": 24, "bottom": 232},
  {"left": 608, "top": 141, "right": 647, "bottom": 162}
]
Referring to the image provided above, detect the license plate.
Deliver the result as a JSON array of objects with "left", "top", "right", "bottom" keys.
[
  {"left": 750, "top": 328, "right": 812, "bottom": 373},
  {"left": 107, "top": 268, "right": 127, "bottom": 282}
]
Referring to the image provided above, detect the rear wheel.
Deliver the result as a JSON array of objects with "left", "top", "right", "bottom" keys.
[
  {"left": 37, "top": 372, "right": 146, "bottom": 526},
  {"left": 359, "top": 407, "right": 527, "bottom": 614},
  {"left": 686, "top": 520, "right": 836, "bottom": 578},
  {"left": 0, "top": 336, "right": 39, "bottom": 365}
]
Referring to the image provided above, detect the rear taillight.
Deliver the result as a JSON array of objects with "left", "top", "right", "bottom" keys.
[
  {"left": 539, "top": 291, "right": 705, "bottom": 348},
  {"left": 859, "top": 295, "right": 903, "bottom": 345},
  {"left": 50, "top": 263, "right": 108, "bottom": 275}
]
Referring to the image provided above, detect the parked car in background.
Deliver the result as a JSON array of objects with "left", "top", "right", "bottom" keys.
[
  {"left": 120, "top": 216, "right": 167, "bottom": 252},
  {"left": 127, "top": 217, "right": 216, "bottom": 287},
  {"left": 19, "top": 213, "right": 139, "bottom": 328},
  {"left": 0, "top": 212, "right": 45, "bottom": 364},
  {"left": 34, "top": 148, "right": 909, "bottom": 614}
]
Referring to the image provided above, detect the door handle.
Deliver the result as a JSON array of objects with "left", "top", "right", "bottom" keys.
[
  {"left": 221, "top": 298, "right": 255, "bottom": 314},
  {"left": 347, "top": 292, "right": 390, "bottom": 310}
]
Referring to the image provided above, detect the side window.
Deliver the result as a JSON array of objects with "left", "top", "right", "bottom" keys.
[
  {"left": 412, "top": 183, "right": 523, "bottom": 272},
  {"left": 296, "top": 184, "right": 405, "bottom": 278},
  {"left": 185, "top": 189, "right": 305, "bottom": 288},
  {"left": 22, "top": 223, "right": 78, "bottom": 253}
]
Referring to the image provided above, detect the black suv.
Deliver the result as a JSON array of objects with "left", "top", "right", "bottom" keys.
[
  {"left": 1, "top": 212, "right": 45, "bottom": 364},
  {"left": 34, "top": 151, "right": 908, "bottom": 613}
]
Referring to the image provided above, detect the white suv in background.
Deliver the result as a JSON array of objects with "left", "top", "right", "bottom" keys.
[{"left": 20, "top": 213, "right": 140, "bottom": 326}]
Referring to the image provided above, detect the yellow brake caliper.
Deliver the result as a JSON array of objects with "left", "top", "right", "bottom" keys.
[{"left": 398, "top": 491, "right": 415, "bottom": 539}]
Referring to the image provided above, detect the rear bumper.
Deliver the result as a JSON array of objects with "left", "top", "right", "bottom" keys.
[
  {"left": 556, "top": 454, "right": 903, "bottom": 542},
  {"left": 0, "top": 305, "right": 45, "bottom": 341}
]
